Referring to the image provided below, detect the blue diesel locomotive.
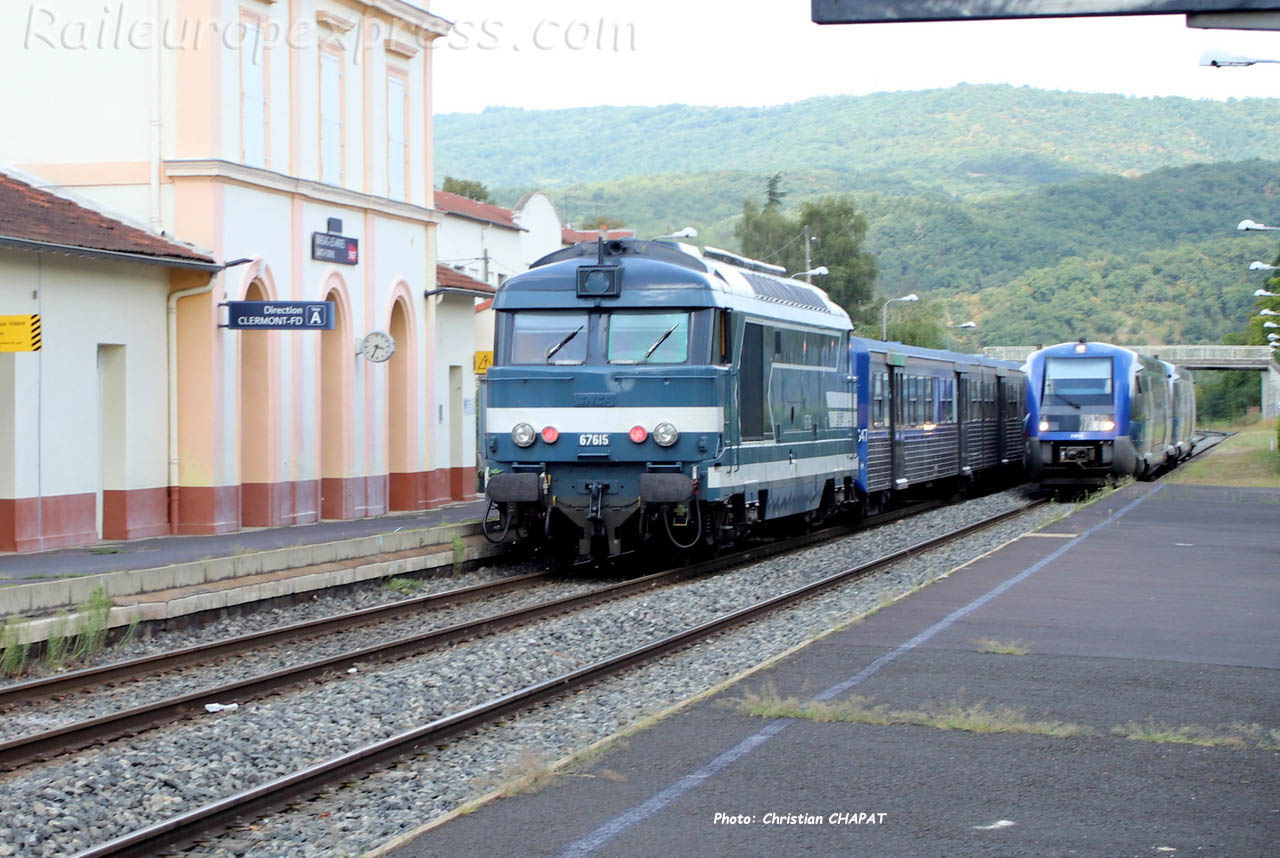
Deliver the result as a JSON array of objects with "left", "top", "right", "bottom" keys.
[
  {"left": 482, "top": 238, "right": 1024, "bottom": 563},
  {"left": 1024, "top": 340, "right": 1195, "bottom": 487}
]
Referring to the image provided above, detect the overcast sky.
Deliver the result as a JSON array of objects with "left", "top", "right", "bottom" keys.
[{"left": 430, "top": 1, "right": 1279, "bottom": 115}]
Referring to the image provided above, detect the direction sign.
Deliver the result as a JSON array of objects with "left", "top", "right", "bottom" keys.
[
  {"left": 223, "top": 301, "right": 335, "bottom": 330},
  {"left": 0, "top": 315, "right": 41, "bottom": 352}
]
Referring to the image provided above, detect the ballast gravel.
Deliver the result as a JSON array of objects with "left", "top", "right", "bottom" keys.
[{"left": 0, "top": 489, "right": 1066, "bottom": 858}]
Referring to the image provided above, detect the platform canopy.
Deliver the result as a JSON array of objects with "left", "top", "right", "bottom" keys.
[{"left": 812, "top": 1, "right": 1280, "bottom": 29}]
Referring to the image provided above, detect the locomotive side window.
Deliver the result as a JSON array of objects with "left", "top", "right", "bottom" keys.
[
  {"left": 510, "top": 311, "right": 589, "bottom": 364},
  {"left": 607, "top": 311, "right": 690, "bottom": 364}
]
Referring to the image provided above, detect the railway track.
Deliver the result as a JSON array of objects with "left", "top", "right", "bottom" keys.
[
  {"left": 0, "top": 497, "right": 946, "bottom": 770},
  {"left": 55, "top": 496, "right": 1046, "bottom": 858}
]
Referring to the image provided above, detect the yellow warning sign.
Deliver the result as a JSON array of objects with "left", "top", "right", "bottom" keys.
[
  {"left": 474, "top": 350, "right": 493, "bottom": 374},
  {"left": 0, "top": 315, "right": 40, "bottom": 352}
]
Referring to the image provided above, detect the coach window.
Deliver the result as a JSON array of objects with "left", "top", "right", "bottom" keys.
[
  {"left": 510, "top": 311, "right": 590, "bottom": 364},
  {"left": 607, "top": 311, "right": 690, "bottom": 364}
]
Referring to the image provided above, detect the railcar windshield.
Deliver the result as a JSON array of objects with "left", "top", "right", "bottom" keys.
[
  {"left": 510, "top": 311, "right": 589, "bottom": 364},
  {"left": 1042, "top": 356, "right": 1113, "bottom": 407},
  {"left": 607, "top": 311, "right": 690, "bottom": 364}
]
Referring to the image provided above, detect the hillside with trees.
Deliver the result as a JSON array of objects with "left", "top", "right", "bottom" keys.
[
  {"left": 437, "top": 85, "right": 1280, "bottom": 198},
  {"left": 438, "top": 85, "right": 1280, "bottom": 390}
]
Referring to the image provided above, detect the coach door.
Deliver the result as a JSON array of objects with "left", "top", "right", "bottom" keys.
[
  {"left": 956, "top": 370, "right": 976, "bottom": 474},
  {"left": 890, "top": 365, "right": 904, "bottom": 488}
]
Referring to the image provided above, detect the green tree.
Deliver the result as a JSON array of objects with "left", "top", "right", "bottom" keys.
[
  {"left": 441, "top": 176, "right": 492, "bottom": 203},
  {"left": 735, "top": 191, "right": 879, "bottom": 326},
  {"left": 765, "top": 172, "right": 786, "bottom": 210}
]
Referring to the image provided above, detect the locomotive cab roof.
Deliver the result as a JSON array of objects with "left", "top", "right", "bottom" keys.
[{"left": 494, "top": 237, "right": 850, "bottom": 326}]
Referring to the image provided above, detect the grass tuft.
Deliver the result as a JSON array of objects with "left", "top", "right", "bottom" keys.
[
  {"left": 735, "top": 686, "right": 1095, "bottom": 739},
  {"left": 1, "top": 615, "right": 32, "bottom": 677},
  {"left": 451, "top": 535, "right": 467, "bottom": 573},
  {"left": 1112, "top": 719, "right": 1280, "bottom": 751},
  {"left": 973, "top": 638, "right": 1030, "bottom": 655}
]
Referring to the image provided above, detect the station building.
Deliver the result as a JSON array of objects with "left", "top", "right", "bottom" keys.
[{"left": 0, "top": 0, "right": 487, "bottom": 550}]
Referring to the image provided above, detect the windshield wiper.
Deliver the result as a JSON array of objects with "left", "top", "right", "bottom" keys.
[
  {"left": 642, "top": 322, "right": 680, "bottom": 362},
  {"left": 1055, "top": 393, "right": 1082, "bottom": 409},
  {"left": 545, "top": 326, "right": 584, "bottom": 362}
]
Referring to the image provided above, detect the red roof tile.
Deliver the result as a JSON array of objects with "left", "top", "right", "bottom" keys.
[
  {"left": 0, "top": 171, "right": 215, "bottom": 265},
  {"left": 436, "top": 264, "right": 496, "bottom": 294},
  {"left": 562, "top": 227, "right": 636, "bottom": 245},
  {"left": 434, "top": 190, "right": 520, "bottom": 230}
]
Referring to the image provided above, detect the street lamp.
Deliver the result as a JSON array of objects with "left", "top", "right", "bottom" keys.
[
  {"left": 1265, "top": 321, "right": 1280, "bottom": 329},
  {"left": 1256, "top": 289, "right": 1278, "bottom": 297},
  {"left": 946, "top": 321, "right": 977, "bottom": 351},
  {"left": 1239, "top": 219, "right": 1280, "bottom": 232},
  {"left": 1249, "top": 261, "right": 1279, "bottom": 272},
  {"left": 1200, "top": 49, "right": 1280, "bottom": 67},
  {"left": 654, "top": 227, "right": 698, "bottom": 240},
  {"left": 1260, "top": 309, "right": 1280, "bottom": 316},
  {"left": 790, "top": 265, "right": 828, "bottom": 282},
  {"left": 881, "top": 293, "right": 919, "bottom": 341}
]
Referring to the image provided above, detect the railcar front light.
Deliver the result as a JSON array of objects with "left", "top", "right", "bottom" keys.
[
  {"left": 653, "top": 422, "right": 679, "bottom": 447},
  {"left": 629, "top": 425, "right": 648, "bottom": 444},
  {"left": 540, "top": 426, "right": 560, "bottom": 444},
  {"left": 1038, "top": 419, "right": 1051, "bottom": 433},
  {"left": 1081, "top": 414, "right": 1116, "bottom": 433},
  {"left": 512, "top": 422, "right": 536, "bottom": 447}
]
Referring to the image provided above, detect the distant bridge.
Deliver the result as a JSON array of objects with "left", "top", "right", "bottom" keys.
[{"left": 983, "top": 345, "right": 1280, "bottom": 417}]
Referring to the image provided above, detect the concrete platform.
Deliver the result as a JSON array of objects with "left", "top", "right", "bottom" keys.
[
  {"left": 383, "top": 483, "right": 1279, "bottom": 858},
  {"left": 0, "top": 499, "right": 491, "bottom": 643}
]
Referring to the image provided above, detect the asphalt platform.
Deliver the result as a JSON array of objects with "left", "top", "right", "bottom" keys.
[
  {"left": 0, "top": 500, "right": 488, "bottom": 587},
  {"left": 383, "top": 482, "right": 1279, "bottom": 858}
]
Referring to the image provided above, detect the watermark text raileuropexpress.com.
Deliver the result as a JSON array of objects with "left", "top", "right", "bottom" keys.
[{"left": 21, "top": 4, "right": 637, "bottom": 64}]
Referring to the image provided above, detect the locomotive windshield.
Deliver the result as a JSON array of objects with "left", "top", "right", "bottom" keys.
[
  {"left": 607, "top": 311, "right": 690, "bottom": 364},
  {"left": 1042, "top": 356, "right": 1113, "bottom": 407},
  {"left": 510, "top": 311, "right": 589, "bottom": 364}
]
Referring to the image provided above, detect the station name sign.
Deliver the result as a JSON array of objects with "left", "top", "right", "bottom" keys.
[
  {"left": 311, "top": 231, "right": 359, "bottom": 265},
  {"left": 223, "top": 301, "right": 335, "bottom": 330}
]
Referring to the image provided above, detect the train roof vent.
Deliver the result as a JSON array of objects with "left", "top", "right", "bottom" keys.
[{"left": 742, "top": 272, "right": 830, "bottom": 313}]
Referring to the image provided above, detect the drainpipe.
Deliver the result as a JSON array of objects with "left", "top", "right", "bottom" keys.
[
  {"left": 168, "top": 260, "right": 252, "bottom": 532},
  {"left": 149, "top": 0, "right": 163, "bottom": 231}
]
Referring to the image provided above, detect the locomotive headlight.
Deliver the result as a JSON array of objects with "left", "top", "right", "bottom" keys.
[
  {"left": 1081, "top": 414, "right": 1116, "bottom": 433},
  {"left": 1038, "top": 419, "right": 1051, "bottom": 433},
  {"left": 511, "top": 422, "right": 536, "bottom": 447},
  {"left": 653, "top": 422, "right": 679, "bottom": 447}
]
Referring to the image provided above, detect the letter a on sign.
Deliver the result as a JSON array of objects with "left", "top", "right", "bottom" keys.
[{"left": 308, "top": 306, "right": 325, "bottom": 326}]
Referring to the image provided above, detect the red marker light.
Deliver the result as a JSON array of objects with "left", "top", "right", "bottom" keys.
[
  {"left": 541, "top": 426, "right": 559, "bottom": 444},
  {"left": 629, "top": 425, "right": 648, "bottom": 443}
]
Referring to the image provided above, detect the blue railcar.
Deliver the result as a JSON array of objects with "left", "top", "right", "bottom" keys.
[
  {"left": 483, "top": 238, "right": 1024, "bottom": 563},
  {"left": 1024, "top": 340, "right": 1192, "bottom": 486},
  {"left": 1167, "top": 362, "right": 1197, "bottom": 461}
]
